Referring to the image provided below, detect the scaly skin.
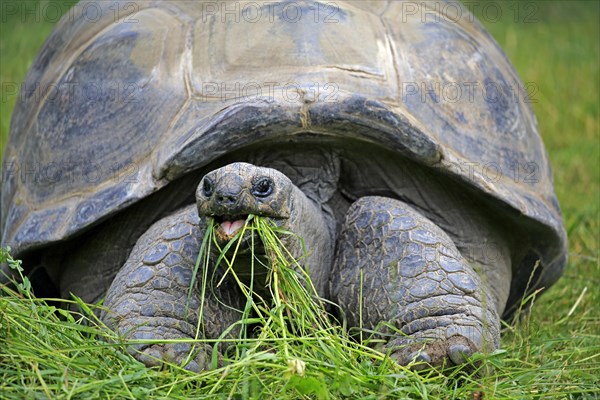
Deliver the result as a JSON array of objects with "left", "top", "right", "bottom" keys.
[
  {"left": 330, "top": 196, "right": 500, "bottom": 367},
  {"left": 102, "top": 204, "right": 244, "bottom": 371}
]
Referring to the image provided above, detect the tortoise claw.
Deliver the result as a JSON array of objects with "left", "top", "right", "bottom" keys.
[
  {"left": 134, "top": 342, "right": 215, "bottom": 372},
  {"left": 448, "top": 342, "right": 473, "bottom": 365},
  {"left": 406, "top": 350, "right": 431, "bottom": 371}
]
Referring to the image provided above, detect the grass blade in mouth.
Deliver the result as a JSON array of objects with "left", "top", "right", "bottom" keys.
[{"left": 188, "top": 215, "right": 384, "bottom": 372}]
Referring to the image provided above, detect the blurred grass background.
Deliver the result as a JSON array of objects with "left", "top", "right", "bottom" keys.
[{"left": 1, "top": 1, "right": 598, "bottom": 398}]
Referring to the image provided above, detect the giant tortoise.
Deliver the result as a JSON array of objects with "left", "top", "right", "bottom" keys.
[{"left": 1, "top": 0, "right": 567, "bottom": 370}]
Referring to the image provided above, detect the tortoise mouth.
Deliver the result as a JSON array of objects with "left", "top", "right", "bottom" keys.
[{"left": 213, "top": 214, "right": 250, "bottom": 239}]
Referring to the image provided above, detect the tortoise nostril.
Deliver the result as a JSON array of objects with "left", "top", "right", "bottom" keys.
[{"left": 216, "top": 194, "right": 237, "bottom": 206}]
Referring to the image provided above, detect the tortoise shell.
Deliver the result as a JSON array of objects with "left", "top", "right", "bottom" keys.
[{"left": 1, "top": 0, "right": 566, "bottom": 309}]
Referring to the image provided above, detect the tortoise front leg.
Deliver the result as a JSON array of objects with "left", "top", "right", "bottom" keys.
[
  {"left": 330, "top": 196, "right": 501, "bottom": 367},
  {"left": 102, "top": 204, "right": 243, "bottom": 371}
]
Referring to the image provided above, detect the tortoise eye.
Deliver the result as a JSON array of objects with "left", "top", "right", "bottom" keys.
[
  {"left": 202, "top": 178, "right": 214, "bottom": 197},
  {"left": 252, "top": 178, "right": 274, "bottom": 198}
]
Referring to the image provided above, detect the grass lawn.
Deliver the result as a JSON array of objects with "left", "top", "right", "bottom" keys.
[{"left": 1, "top": 1, "right": 598, "bottom": 398}]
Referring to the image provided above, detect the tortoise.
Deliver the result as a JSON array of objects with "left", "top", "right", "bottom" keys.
[{"left": 1, "top": 0, "right": 567, "bottom": 371}]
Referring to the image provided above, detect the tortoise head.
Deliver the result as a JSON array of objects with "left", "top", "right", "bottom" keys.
[{"left": 196, "top": 162, "right": 293, "bottom": 241}]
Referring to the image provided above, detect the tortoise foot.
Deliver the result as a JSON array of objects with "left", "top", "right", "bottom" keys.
[
  {"left": 102, "top": 205, "right": 242, "bottom": 372},
  {"left": 331, "top": 196, "right": 501, "bottom": 368},
  {"left": 385, "top": 292, "right": 499, "bottom": 369}
]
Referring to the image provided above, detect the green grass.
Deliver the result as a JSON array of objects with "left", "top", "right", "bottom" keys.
[
  {"left": 1, "top": 1, "right": 599, "bottom": 398},
  {"left": 0, "top": 218, "right": 491, "bottom": 399}
]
